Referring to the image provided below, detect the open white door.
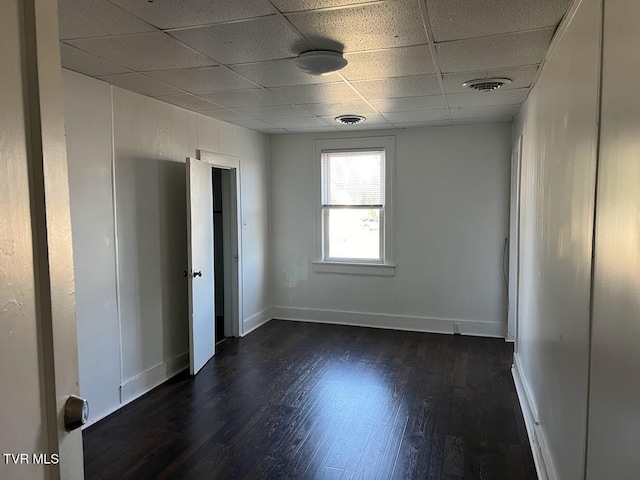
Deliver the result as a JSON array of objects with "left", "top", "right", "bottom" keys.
[{"left": 186, "top": 157, "right": 215, "bottom": 375}]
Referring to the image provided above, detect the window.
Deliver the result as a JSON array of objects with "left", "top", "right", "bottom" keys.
[
  {"left": 321, "top": 150, "right": 384, "bottom": 260},
  {"left": 313, "top": 137, "right": 395, "bottom": 276}
]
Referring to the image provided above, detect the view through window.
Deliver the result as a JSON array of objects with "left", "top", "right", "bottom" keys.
[{"left": 321, "top": 149, "right": 385, "bottom": 261}]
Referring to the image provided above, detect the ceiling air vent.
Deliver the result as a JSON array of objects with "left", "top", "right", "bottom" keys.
[
  {"left": 335, "top": 114, "right": 366, "bottom": 125},
  {"left": 462, "top": 78, "right": 512, "bottom": 92}
]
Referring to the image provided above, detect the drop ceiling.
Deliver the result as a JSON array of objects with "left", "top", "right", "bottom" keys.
[{"left": 58, "top": 0, "right": 572, "bottom": 134}]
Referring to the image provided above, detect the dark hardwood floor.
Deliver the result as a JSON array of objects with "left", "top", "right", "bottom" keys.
[{"left": 83, "top": 320, "right": 535, "bottom": 479}]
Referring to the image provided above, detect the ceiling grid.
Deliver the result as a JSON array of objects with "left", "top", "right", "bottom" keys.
[{"left": 58, "top": 0, "right": 573, "bottom": 133}]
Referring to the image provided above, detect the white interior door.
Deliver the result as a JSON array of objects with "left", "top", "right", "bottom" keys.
[{"left": 186, "top": 157, "right": 215, "bottom": 375}]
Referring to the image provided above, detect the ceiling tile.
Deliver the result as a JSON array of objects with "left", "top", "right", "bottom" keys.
[
  {"left": 286, "top": 0, "right": 428, "bottom": 52},
  {"left": 269, "top": 82, "right": 361, "bottom": 104},
  {"left": 154, "top": 94, "right": 221, "bottom": 111},
  {"left": 342, "top": 46, "right": 435, "bottom": 81},
  {"left": 285, "top": 126, "right": 338, "bottom": 133},
  {"left": 230, "top": 58, "right": 340, "bottom": 87},
  {"left": 370, "top": 95, "right": 447, "bottom": 112},
  {"left": 99, "top": 72, "right": 183, "bottom": 96},
  {"left": 229, "top": 119, "right": 279, "bottom": 130},
  {"left": 450, "top": 105, "right": 521, "bottom": 119},
  {"left": 447, "top": 88, "right": 528, "bottom": 108},
  {"left": 146, "top": 67, "right": 256, "bottom": 93},
  {"left": 60, "top": 44, "right": 129, "bottom": 77},
  {"left": 334, "top": 122, "right": 394, "bottom": 131},
  {"left": 111, "top": 0, "right": 275, "bottom": 29},
  {"left": 443, "top": 65, "right": 539, "bottom": 94},
  {"left": 234, "top": 105, "right": 314, "bottom": 119},
  {"left": 300, "top": 101, "right": 376, "bottom": 116},
  {"left": 436, "top": 29, "right": 554, "bottom": 73},
  {"left": 262, "top": 128, "right": 289, "bottom": 134},
  {"left": 426, "top": 0, "right": 572, "bottom": 42},
  {"left": 68, "top": 32, "right": 216, "bottom": 71},
  {"left": 396, "top": 120, "right": 452, "bottom": 128},
  {"left": 58, "top": 0, "right": 154, "bottom": 40},
  {"left": 454, "top": 116, "right": 513, "bottom": 125},
  {"left": 169, "top": 16, "right": 306, "bottom": 65},
  {"left": 200, "top": 109, "right": 251, "bottom": 122},
  {"left": 199, "top": 89, "right": 287, "bottom": 107},
  {"left": 271, "top": 0, "right": 381, "bottom": 13},
  {"left": 382, "top": 109, "right": 450, "bottom": 123},
  {"left": 268, "top": 117, "right": 333, "bottom": 129},
  {"left": 320, "top": 113, "right": 389, "bottom": 125},
  {"left": 352, "top": 75, "right": 441, "bottom": 99}
]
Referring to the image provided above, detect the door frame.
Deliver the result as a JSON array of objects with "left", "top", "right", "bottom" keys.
[
  {"left": 197, "top": 150, "right": 243, "bottom": 338},
  {"left": 507, "top": 135, "right": 523, "bottom": 344}
]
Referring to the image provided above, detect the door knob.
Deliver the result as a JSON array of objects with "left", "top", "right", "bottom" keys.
[
  {"left": 193, "top": 271, "right": 202, "bottom": 277},
  {"left": 64, "top": 395, "right": 89, "bottom": 431}
]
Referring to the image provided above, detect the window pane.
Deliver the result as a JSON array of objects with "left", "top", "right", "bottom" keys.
[
  {"left": 326, "top": 208, "right": 381, "bottom": 260},
  {"left": 322, "top": 151, "right": 384, "bottom": 206}
]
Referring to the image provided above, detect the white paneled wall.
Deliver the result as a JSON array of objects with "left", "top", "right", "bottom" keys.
[
  {"left": 112, "top": 88, "right": 193, "bottom": 395},
  {"left": 62, "top": 69, "right": 270, "bottom": 425},
  {"left": 63, "top": 70, "right": 122, "bottom": 424},
  {"left": 269, "top": 125, "right": 511, "bottom": 336},
  {"left": 587, "top": 0, "right": 640, "bottom": 477},
  {"left": 511, "top": 1, "right": 602, "bottom": 478}
]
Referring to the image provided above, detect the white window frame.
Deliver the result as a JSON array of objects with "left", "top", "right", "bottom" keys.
[{"left": 313, "top": 136, "right": 396, "bottom": 277}]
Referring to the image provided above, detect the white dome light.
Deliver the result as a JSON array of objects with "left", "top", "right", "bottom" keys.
[{"left": 295, "top": 51, "right": 348, "bottom": 76}]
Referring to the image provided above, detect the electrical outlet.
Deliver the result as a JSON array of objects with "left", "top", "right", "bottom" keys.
[{"left": 453, "top": 322, "right": 461, "bottom": 335}]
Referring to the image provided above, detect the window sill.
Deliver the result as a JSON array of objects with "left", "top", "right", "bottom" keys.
[{"left": 312, "top": 261, "right": 396, "bottom": 277}]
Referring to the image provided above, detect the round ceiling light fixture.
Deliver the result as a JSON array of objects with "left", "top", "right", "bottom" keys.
[
  {"left": 462, "top": 77, "right": 512, "bottom": 92},
  {"left": 295, "top": 51, "right": 348, "bottom": 76},
  {"left": 335, "top": 114, "right": 366, "bottom": 125}
]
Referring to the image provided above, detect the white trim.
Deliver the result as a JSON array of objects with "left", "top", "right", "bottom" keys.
[
  {"left": 512, "top": 353, "right": 558, "bottom": 480},
  {"left": 119, "top": 352, "right": 189, "bottom": 405},
  {"left": 82, "top": 352, "right": 189, "bottom": 429},
  {"left": 109, "top": 84, "right": 125, "bottom": 392},
  {"left": 196, "top": 149, "right": 244, "bottom": 338},
  {"left": 242, "top": 307, "right": 273, "bottom": 336},
  {"left": 507, "top": 135, "right": 523, "bottom": 343},
  {"left": 272, "top": 306, "right": 503, "bottom": 337},
  {"left": 82, "top": 402, "right": 122, "bottom": 430},
  {"left": 313, "top": 136, "right": 396, "bottom": 273},
  {"left": 312, "top": 261, "right": 396, "bottom": 276}
]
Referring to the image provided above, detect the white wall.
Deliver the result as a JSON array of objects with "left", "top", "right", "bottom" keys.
[
  {"left": 511, "top": 0, "right": 602, "bottom": 478},
  {"left": 63, "top": 70, "right": 122, "bottom": 425},
  {"left": 237, "top": 123, "right": 272, "bottom": 331},
  {"left": 586, "top": 0, "right": 640, "bottom": 477},
  {"left": 62, "top": 69, "right": 271, "bottom": 425},
  {"left": 269, "top": 124, "right": 511, "bottom": 336}
]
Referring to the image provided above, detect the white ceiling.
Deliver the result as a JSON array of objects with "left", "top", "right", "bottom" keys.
[{"left": 58, "top": 0, "right": 572, "bottom": 134}]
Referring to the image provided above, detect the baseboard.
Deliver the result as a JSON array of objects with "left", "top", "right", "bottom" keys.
[
  {"left": 82, "top": 402, "right": 122, "bottom": 430},
  {"left": 242, "top": 307, "right": 272, "bottom": 336},
  {"left": 512, "top": 353, "right": 558, "bottom": 480},
  {"left": 119, "top": 352, "right": 189, "bottom": 405},
  {"left": 271, "top": 306, "right": 504, "bottom": 338}
]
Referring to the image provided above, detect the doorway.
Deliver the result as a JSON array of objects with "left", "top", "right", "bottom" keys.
[
  {"left": 186, "top": 150, "right": 243, "bottom": 375},
  {"left": 213, "top": 167, "right": 235, "bottom": 344}
]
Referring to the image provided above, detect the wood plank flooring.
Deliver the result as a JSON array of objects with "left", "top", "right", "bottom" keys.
[{"left": 83, "top": 320, "right": 535, "bottom": 479}]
